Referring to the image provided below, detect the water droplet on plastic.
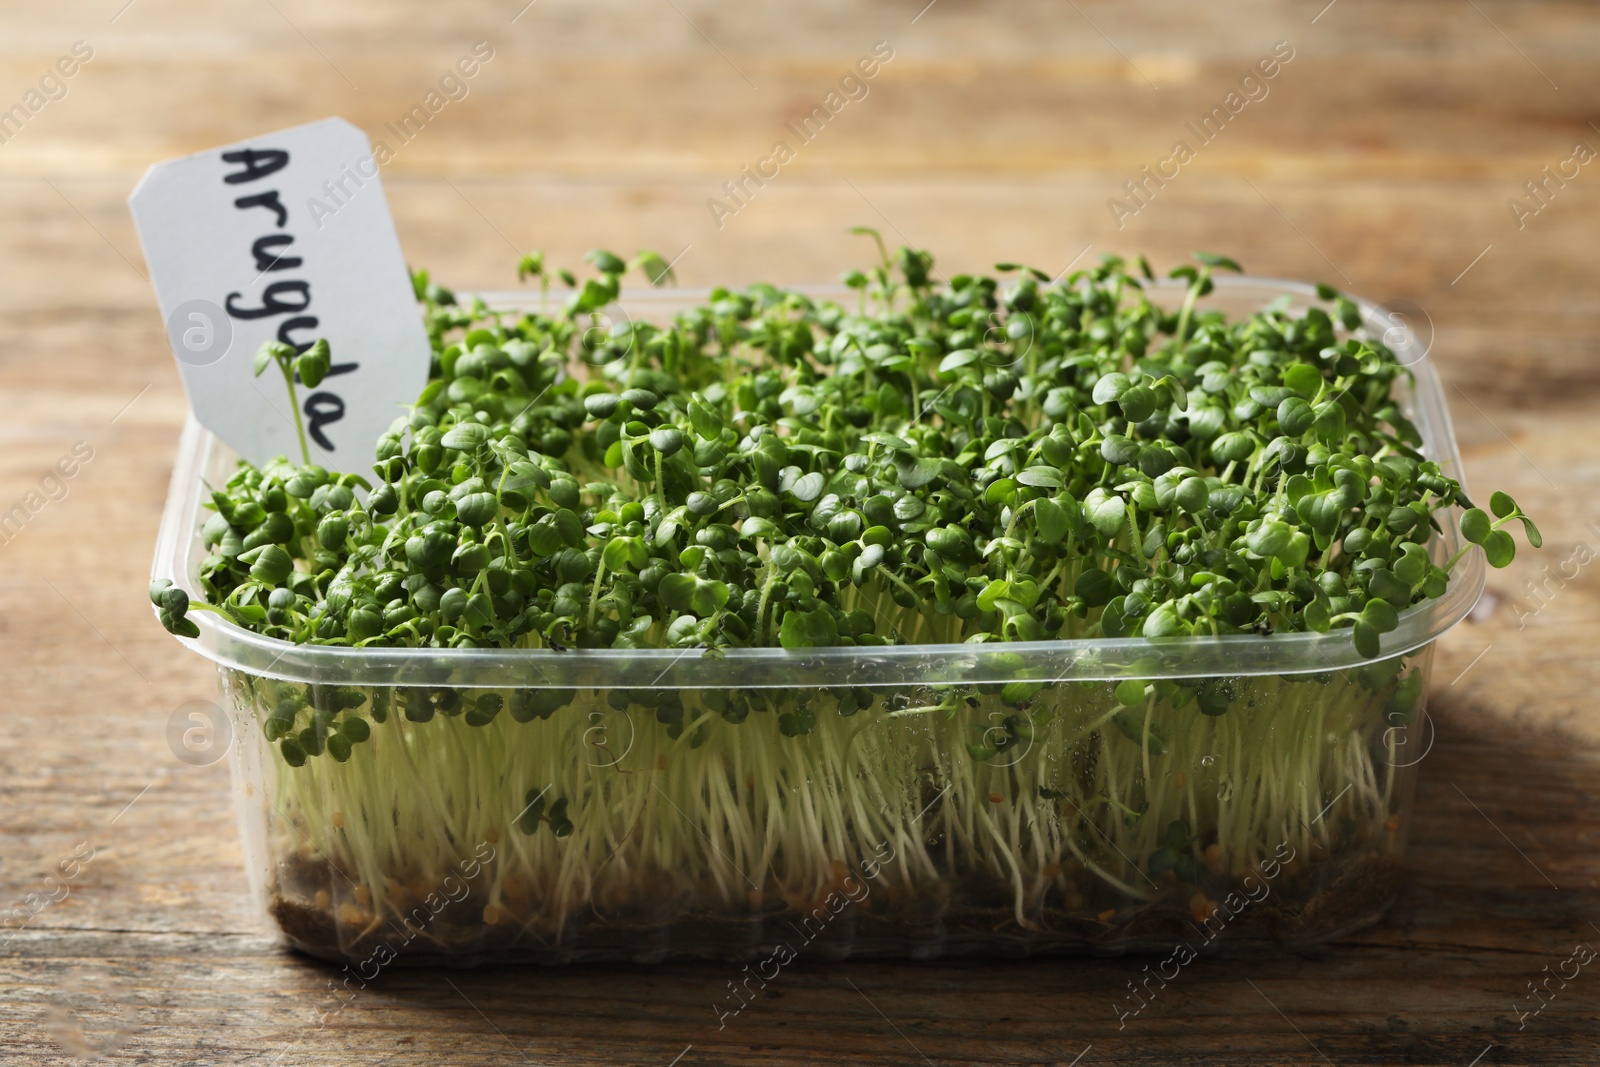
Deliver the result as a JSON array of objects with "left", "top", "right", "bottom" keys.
[
  {"left": 1216, "top": 776, "right": 1234, "bottom": 802},
  {"left": 1200, "top": 755, "right": 1215, "bottom": 767}
]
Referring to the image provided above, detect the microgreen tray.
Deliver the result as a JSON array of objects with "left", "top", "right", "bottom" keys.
[{"left": 153, "top": 277, "right": 1483, "bottom": 964}]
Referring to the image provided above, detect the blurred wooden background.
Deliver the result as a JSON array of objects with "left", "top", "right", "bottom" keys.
[{"left": 1, "top": 0, "right": 1597, "bottom": 1063}]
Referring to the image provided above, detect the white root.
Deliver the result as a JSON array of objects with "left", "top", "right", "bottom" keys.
[{"left": 244, "top": 655, "right": 1422, "bottom": 949}]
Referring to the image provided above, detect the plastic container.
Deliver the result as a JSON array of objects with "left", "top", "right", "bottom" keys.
[{"left": 152, "top": 277, "right": 1483, "bottom": 965}]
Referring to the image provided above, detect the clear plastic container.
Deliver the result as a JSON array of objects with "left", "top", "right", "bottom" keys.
[{"left": 152, "top": 278, "right": 1483, "bottom": 964}]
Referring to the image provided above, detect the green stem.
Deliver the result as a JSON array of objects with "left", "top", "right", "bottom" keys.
[
  {"left": 277, "top": 358, "right": 311, "bottom": 464},
  {"left": 1173, "top": 275, "right": 1205, "bottom": 349},
  {"left": 586, "top": 557, "right": 607, "bottom": 627}
]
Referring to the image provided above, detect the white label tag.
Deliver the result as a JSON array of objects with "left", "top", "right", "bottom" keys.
[{"left": 129, "top": 117, "right": 430, "bottom": 468}]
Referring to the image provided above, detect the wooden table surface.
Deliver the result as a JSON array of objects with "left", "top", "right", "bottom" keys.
[{"left": 2, "top": 1, "right": 1597, "bottom": 1063}]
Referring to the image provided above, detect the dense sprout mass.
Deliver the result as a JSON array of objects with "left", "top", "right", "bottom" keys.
[
  {"left": 153, "top": 246, "right": 1541, "bottom": 955},
  {"left": 155, "top": 244, "right": 1537, "bottom": 663}
]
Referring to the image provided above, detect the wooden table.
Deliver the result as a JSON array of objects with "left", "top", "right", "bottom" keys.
[{"left": 2, "top": 1, "right": 1596, "bottom": 1062}]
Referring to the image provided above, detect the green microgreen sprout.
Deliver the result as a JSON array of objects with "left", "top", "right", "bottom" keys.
[{"left": 251, "top": 337, "right": 331, "bottom": 464}]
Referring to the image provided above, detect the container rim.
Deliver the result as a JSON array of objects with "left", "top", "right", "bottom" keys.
[{"left": 151, "top": 275, "right": 1485, "bottom": 688}]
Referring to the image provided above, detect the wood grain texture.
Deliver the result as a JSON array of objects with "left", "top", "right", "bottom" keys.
[{"left": 1, "top": 0, "right": 1597, "bottom": 1063}]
